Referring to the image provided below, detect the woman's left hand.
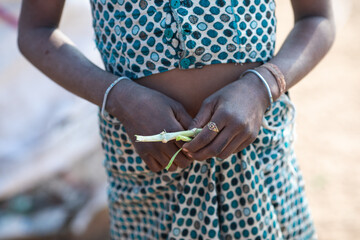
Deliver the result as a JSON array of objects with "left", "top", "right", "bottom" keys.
[{"left": 182, "top": 73, "right": 271, "bottom": 160}]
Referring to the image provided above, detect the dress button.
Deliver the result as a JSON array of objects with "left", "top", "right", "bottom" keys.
[
  {"left": 180, "top": 58, "right": 190, "bottom": 69},
  {"left": 170, "top": 0, "right": 181, "bottom": 9}
]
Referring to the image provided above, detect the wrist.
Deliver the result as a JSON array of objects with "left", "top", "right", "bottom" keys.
[
  {"left": 105, "top": 77, "right": 138, "bottom": 122},
  {"left": 255, "top": 66, "right": 281, "bottom": 101},
  {"left": 234, "top": 73, "right": 271, "bottom": 112}
]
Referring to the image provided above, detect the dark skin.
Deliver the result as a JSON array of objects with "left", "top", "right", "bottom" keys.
[{"left": 18, "top": 1, "right": 335, "bottom": 172}]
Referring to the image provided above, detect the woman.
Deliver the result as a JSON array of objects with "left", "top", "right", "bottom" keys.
[{"left": 18, "top": 0, "right": 335, "bottom": 239}]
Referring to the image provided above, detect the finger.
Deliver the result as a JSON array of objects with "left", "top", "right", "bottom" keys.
[
  {"left": 183, "top": 114, "right": 225, "bottom": 154},
  {"left": 164, "top": 154, "right": 178, "bottom": 172},
  {"left": 161, "top": 152, "right": 178, "bottom": 172},
  {"left": 174, "top": 141, "right": 194, "bottom": 160},
  {"left": 173, "top": 151, "right": 193, "bottom": 168},
  {"left": 189, "top": 127, "right": 237, "bottom": 161},
  {"left": 217, "top": 134, "right": 251, "bottom": 160},
  {"left": 166, "top": 144, "right": 193, "bottom": 169},
  {"left": 144, "top": 155, "right": 163, "bottom": 172},
  {"left": 187, "top": 99, "right": 215, "bottom": 130},
  {"left": 155, "top": 151, "right": 172, "bottom": 169},
  {"left": 172, "top": 103, "right": 193, "bottom": 130},
  {"left": 174, "top": 140, "right": 185, "bottom": 149},
  {"left": 153, "top": 152, "right": 180, "bottom": 172}
]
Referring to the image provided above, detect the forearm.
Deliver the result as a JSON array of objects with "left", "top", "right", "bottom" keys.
[
  {"left": 270, "top": 16, "right": 335, "bottom": 91},
  {"left": 17, "top": 27, "right": 133, "bottom": 111},
  {"left": 261, "top": 15, "right": 335, "bottom": 100},
  {"left": 233, "top": 14, "right": 335, "bottom": 109}
]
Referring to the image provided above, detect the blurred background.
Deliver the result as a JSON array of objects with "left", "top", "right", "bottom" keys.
[{"left": 0, "top": 0, "right": 359, "bottom": 239}]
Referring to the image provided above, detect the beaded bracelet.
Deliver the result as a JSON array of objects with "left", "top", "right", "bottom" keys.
[
  {"left": 240, "top": 69, "right": 273, "bottom": 111},
  {"left": 261, "top": 62, "right": 286, "bottom": 96},
  {"left": 101, "top": 76, "right": 130, "bottom": 124}
]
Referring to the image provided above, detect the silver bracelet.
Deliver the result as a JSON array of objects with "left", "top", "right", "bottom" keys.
[
  {"left": 101, "top": 76, "right": 130, "bottom": 124},
  {"left": 240, "top": 69, "right": 273, "bottom": 111}
]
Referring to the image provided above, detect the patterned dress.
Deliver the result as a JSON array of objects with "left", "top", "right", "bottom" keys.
[
  {"left": 91, "top": 0, "right": 317, "bottom": 239},
  {"left": 90, "top": 0, "right": 276, "bottom": 79}
]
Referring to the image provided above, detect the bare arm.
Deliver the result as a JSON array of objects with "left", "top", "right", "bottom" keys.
[
  {"left": 263, "top": 0, "right": 336, "bottom": 97},
  {"left": 17, "top": 0, "right": 121, "bottom": 110},
  {"left": 183, "top": 0, "right": 336, "bottom": 160},
  {"left": 18, "top": 0, "right": 193, "bottom": 172}
]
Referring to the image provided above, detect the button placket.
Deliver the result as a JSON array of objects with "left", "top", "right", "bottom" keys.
[
  {"left": 230, "top": 1, "right": 243, "bottom": 62},
  {"left": 169, "top": 0, "right": 190, "bottom": 69}
]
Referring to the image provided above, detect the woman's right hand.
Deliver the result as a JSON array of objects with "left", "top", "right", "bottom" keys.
[{"left": 106, "top": 78, "right": 194, "bottom": 172}]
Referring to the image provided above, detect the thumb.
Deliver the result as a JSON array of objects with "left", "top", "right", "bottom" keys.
[
  {"left": 172, "top": 103, "right": 192, "bottom": 129},
  {"left": 188, "top": 100, "right": 214, "bottom": 130}
]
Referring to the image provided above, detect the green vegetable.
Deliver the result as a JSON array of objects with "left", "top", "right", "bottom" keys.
[
  {"left": 165, "top": 148, "right": 183, "bottom": 170},
  {"left": 135, "top": 128, "right": 202, "bottom": 170}
]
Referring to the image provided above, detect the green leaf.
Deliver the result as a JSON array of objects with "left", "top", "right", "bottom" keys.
[
  {"left": 175, "top": 135, "right": 192, "bottom": 142},
  {"left": 165, "top": 148, "right": 183, "bottom": 171}
]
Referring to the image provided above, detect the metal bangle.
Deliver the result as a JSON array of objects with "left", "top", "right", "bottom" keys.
[
  {"left": 101, "top": 76, "right": 130, "bottom": 124},
  {"left": 240, "top": 69, "right": 274, "bottom": 111}
]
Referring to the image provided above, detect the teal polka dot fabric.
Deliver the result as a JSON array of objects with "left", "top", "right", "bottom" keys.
[
  {"left": 90, "top": 0, "right": 276, "bottom": 79},
  {"left": 98, "top": 94, "right": 317, "bottom": 239}
]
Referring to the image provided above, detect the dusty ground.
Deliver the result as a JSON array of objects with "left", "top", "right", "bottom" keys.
[{"left": 276, "top": 1, "right": 360, "bottom": 239}]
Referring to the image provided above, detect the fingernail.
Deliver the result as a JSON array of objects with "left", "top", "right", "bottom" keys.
[{"left": 182, "top": 148, "right": 189, "bottom": 153}]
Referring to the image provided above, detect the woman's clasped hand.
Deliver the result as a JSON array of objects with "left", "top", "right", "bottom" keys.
[
  {"left": 182, "top": 73, "right": 271, "bottom": 162},
  {"left": 110, "top": 73, "right": 272, "bottom": 172},
  {"left": 108, "top": 79, "right": 194, "bottom": 173}
]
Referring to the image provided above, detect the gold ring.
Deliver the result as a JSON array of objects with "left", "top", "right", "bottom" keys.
[{"left": 207, "top": 122, "right": 219, "bottom": 133}]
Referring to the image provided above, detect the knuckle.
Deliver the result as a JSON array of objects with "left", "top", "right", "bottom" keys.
[
  {"left": 140, "top": 152, "right": 151, "bottom": 162},
  {"left": 204, "top": 148, "right": 217, "bottom": 158},
  {"left": 170, "top": 103, "right": 184, "bottom": 115},
  {"left": 243, "top": 125, "right": 252, "bottom": 135},
  {"left": 174, "top": 102, "right": 185, "bottom": 112},
  {"left": 251, "top": 134, "right": 258, "bottom": 141},
  {"left": 168, "top": 165, "right": 178, "bottom": 172},
  {"left": 213, "top": 146, "right": 223, "bottom": 156},
  {"left": 174, "top": 158, "right": 188, "bottom": 168},
  {"left": 212, "top": 146, "right": 221, "bottom": 156},
  {"left": 220, "top": 138, "right": 230, "bottom": 150},
  {"left": 149, "top": 164, "right": 161, "bottom": 172},
  {"left": 172, "top": 100, "right": 181, "bottom": 108},
  {"left": 250, "top": 130, "right": 258, "bottom": 140},
  {"left": 233, "top": 118, "right": 245, "bottom": 129},
  {"left": 192, "top": 153, "right": 207, "bottom": 161},
  {"left": 234, "top": 147, "right": 242, "bottom": 154},
  {"left": 202, "top": 98, "right": 212, "bottom": 107},
  {"left": 179, "top": 162, "right": 190, "bottom": 168},
  {"left": 236, "top": 143, "right": 246, "bottom": 152},
  {"left": 169, "top": 99, "right": 179, "bottom": 107},
  {"left": 218, "top": 152, "right": 230, "bottom": 159},
  {"left": 191, "top": 117, "right": 202, "bottom": 128},
  {"left": 220, "top": 109, "right": 232, "bottom": 120}
]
